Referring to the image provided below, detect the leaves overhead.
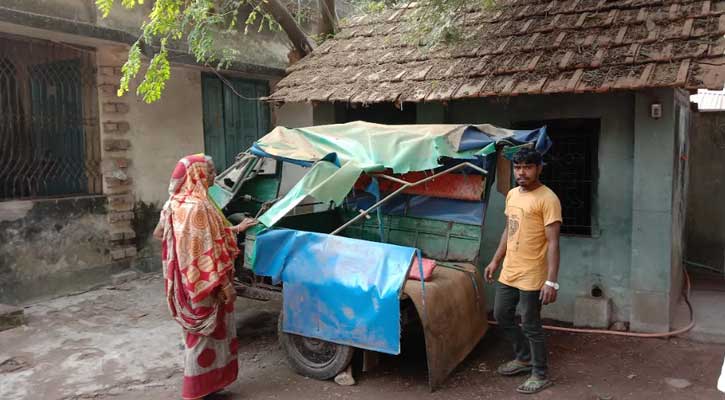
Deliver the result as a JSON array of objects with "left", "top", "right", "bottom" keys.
[
  {"left": 96, "top": 0, "right": 277, "bottom": 103},
  {"left": 97, "top": 0, "right": 496, "bottom": 103}
]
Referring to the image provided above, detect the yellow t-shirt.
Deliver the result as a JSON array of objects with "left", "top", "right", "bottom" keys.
[{"left": 499, "top": 185, "right": 562, "bottom": 291}]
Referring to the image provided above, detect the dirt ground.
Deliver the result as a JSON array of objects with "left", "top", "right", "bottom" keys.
[{"left": 1, "top": 274, "right": 724, "bottom": 400}]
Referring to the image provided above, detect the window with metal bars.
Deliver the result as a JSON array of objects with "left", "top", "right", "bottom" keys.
[
  {"left": 0, "top": 34, "right": 102, "bottom": 201},
  {"left": 513, "top": 119, "right": 599, "bottom": 236}
]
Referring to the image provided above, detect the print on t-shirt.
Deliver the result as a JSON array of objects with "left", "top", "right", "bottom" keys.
[{"left": 506, "top": 206, "right": 524, "bottom": 252}]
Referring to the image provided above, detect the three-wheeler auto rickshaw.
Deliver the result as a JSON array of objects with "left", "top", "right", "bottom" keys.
[{"left": 210, "top": 121, "right": 549, "bottom": 390}]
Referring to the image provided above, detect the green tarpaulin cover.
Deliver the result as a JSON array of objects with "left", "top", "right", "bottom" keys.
[{"left": 247, "top": 122, "right": 547, "bottom": 227}]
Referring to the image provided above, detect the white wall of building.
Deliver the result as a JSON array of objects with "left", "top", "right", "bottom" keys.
[{"left": 128, "top": 66, "right": 206, "bottom": 206}]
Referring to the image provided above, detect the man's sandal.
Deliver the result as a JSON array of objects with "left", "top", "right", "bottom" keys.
[
  {"left": 516, "top": 375, "right": 553, "bottom": 394},
  {"left": 496, "top": 360, "right": 532, "bottom": 376}
]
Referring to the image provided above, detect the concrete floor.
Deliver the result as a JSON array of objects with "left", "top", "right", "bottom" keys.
[
  {"left": 676, "top": 289, "right": 725, "bottom": 344},
  {"left": 671, "top": 269, "right": 725, "bottom": 344}
]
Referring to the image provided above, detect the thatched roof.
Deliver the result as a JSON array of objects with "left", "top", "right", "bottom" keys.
[{"left": 269, "top": 0, "right": 725, "bottom": 104}]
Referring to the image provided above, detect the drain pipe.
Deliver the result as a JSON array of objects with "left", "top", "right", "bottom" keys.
[{"left": 487, "top": 267, "right": 695, "bottom": 338}]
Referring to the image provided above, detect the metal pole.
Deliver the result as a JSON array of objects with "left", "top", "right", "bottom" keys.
[{"left": 330, "top": 162, "right": 487, "bottom": 235}]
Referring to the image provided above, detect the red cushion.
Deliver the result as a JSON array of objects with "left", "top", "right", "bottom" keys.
[{"left": 409, "top": 256, "right": 436, "bottom": 281}]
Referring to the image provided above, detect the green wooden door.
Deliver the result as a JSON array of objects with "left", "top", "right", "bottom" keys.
[{"left": 202, "top": 75, "right": 270, "bottom": 171}]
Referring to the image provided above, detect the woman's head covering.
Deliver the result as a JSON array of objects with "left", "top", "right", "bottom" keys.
[{"left": 167, "top": 153, "right": 213, "bottom": 199}]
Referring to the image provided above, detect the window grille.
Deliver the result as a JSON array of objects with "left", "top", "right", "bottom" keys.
[
  {"left": 0, "top": 34, "right": 101, "bottom": 201},
  {"left": 515, "top": 119, "right": 599, "bottom": 236}
]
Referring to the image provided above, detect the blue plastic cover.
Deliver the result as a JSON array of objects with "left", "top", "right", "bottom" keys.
[
  {"left": 253, "top": 229, "right": 416, "bottom": 354},
  {"left": 348, "top": 192, "right": 485, "bottom": 225},
  {"left": 458, "top": 126, "right": 550, "bottom": 154}
]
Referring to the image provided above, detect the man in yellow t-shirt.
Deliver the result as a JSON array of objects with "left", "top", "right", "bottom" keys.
[{"left": 484, "top": 148, "right": 562, "bottom": 395}]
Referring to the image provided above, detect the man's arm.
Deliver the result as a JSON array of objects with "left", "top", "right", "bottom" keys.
[
  {"left": 540, "top": 221, "right": 561, "bottom": 304},
  {"left": 484, "top": 224, "right": 508, "bottom": 283}
]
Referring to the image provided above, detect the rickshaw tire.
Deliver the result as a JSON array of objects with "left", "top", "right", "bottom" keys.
[{"left": 278, "top": 310, "right": 355, "bottom": 380}]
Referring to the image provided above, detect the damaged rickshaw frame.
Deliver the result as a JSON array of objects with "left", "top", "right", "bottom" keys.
[{"left": 212, "top": 122, "right": 549, "bottom": 391}]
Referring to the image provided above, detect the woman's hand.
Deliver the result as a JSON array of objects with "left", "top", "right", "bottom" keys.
[
  {"left": 218, "top": 283, "right": 236, "bottom": 304},
  {"left": 232, "top": 218, "right": 258, "bottom": 233}
]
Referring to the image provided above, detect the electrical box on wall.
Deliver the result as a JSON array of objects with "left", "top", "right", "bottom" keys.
[{"left": 651, "top": 103, "right": 662, "bottom": 119}]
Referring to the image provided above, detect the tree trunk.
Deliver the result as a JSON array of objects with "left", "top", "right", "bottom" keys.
[
  {"left": 316, "top": 0, "right": 337, "bottom": 37},
  {"left": 261, "top": 0, "right": 315, "bottom": 58}
]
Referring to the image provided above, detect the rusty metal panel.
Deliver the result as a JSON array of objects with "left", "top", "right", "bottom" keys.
[{"left": 403, "top": 263, "right": 488, "bottom": 391}]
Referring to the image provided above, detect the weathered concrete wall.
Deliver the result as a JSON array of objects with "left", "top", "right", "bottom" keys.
[
  {"left": 443, "top": 92, "right": 637, "bottom": 324},
  {"left": 669, "top": 89, "right": 690, "bottom": 325},
  {"left": 305, "top": 92, "right": 681, "bottom": 330},
  {"left": 127, "top": 67, "right": 206, "bottom": 206},
  {"left": 686, "top": 111, "right": 725, "bottom": 275},
  {"left": 0, "top": 3, "right": 286, "bottom": 298},
  {"left": 0, "top": 0, "right": 290, "bottom": 71},
  {"left": 276, "top": 102, "right": 314, "bottom": 128},
  {"left": 0, "top": 197, "right": 125, "bottom": 304},
  {"left": 629, "top": 89, "right": 677, "bottom": 332},
  {"left": 124, "top": 65, "right": 206, "bottom": 272},
  {"left": 0, "top": 0, "right": 99, "bottom": 24}
]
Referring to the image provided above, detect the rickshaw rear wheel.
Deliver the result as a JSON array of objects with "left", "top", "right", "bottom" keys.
[{"left": 278, "top": 311, "right": 354, "bottom": 380}]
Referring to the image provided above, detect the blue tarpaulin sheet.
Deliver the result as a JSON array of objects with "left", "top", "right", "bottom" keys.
[
  {"left": 253, "top": 229, "right": 416, "bottom": 354},
  {"left": 458, "top": 126, "right": 551, "bottom": 154},
  {"left": 347, "top": 192, "right": 485, "bottom": 225}
]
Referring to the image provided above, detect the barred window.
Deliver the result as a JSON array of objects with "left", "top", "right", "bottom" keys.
[
  {"left": 0, "top": 34, "right": 101, "bottom": 201},
  {"left": 514, "top": 119, "right": 599, "bottom": 236}
]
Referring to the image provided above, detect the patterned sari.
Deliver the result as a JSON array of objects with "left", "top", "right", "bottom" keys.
[{"left": 156, "top": 154, "right": 240, "bottom": 399}]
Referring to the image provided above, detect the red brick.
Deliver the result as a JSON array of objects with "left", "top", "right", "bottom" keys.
[
  {"left": 99, "top": 84, "right": 119, "bottom": 97},
  {"left": 113, "top": 158, "right": 131, "bottom": 169},
  {"left": 103, "top": 122, "right": 118, "bottom": 132},
  {"left": 102, "top": 102, "right": 130, "bottom": 114},
  {"left": 103, "top": 121, "right": 130, "bottom": 134},
  {"left": 115, "top": 103, "right": 130, "bottom": 113},
  {"left": 110, "top": 246, "right": 137, "bottom": 260},
  {"left": 104, "top": 139, "right": 130, "bottom": 152},
  {"left": 110, "top": 248, "right": 127, "bottom": 260},
  {"left": 108, "top": 194, "right": 133, "bottom": 205},
  {"left": 108, "top": 211, "right": 134, "bottom": 223},
  {"left": 99, "top": 66, "right": 118, "bottom": 77},
  {"left": 110, "top": 228, "right": 136, "bottom": 241},
  {"left": 102, "top": 103, "right": 117, "bottom": 113},
  {"left": 105, "top": 176, "right": 132, "bottom": 187},
  {"left": 108, "top": 194, "right": 134, "bottom": 212}
]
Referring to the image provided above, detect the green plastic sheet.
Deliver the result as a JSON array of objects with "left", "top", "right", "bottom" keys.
[
  {"left": 254, "top": 121, "right": 545, "bottom": 227},
  {"left": 259, "top": 160, "right": 362, "bottom": 227},
  {"left": 255, "top": 122, "right": 495, "bottom": 174}
]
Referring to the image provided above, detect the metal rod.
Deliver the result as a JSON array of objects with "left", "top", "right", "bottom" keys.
[
  {"left": 373, "top": 174, "right": 410, "bottom": 185},
  {"left": 330, "top": 162, "right": 487, "bottom": 235}
]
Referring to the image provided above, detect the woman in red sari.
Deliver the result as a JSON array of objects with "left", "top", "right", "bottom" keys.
[{"left": 154, "top": 154, "right": 256, "bottom": 399}]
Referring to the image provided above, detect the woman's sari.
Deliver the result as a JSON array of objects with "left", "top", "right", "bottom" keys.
[{"left": 156, "top": 154, "right": 240, "bottom": 399}]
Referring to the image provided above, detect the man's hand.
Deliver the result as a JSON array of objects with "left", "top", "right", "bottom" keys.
[
  {"left": 540, "top": 285, "right": 557, "bottom": 305},
  {"left": 484, "top": 261, "right": 499, "bottom": 283}
]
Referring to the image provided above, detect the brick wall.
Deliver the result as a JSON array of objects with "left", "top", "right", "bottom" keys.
[{"left": 97, "top": 49, "right": 137, "bottom": 262}]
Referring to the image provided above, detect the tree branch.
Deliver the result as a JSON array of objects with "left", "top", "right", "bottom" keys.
[{"left": 259, "top": 0, "right": 315, "bottom": 57}]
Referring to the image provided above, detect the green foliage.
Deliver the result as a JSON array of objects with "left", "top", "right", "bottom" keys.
[
  {"left": 96, "top": 0, "right": 144, "bottom": 18},
  {"left": 137, "top": 47, "right": 171, "bottom": 103},
  {"left": 97, "top": 0, "right": 264, "bottom": 103},
  {"left": 118, "top": 41, "right": 142, "bottom": 97}
]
